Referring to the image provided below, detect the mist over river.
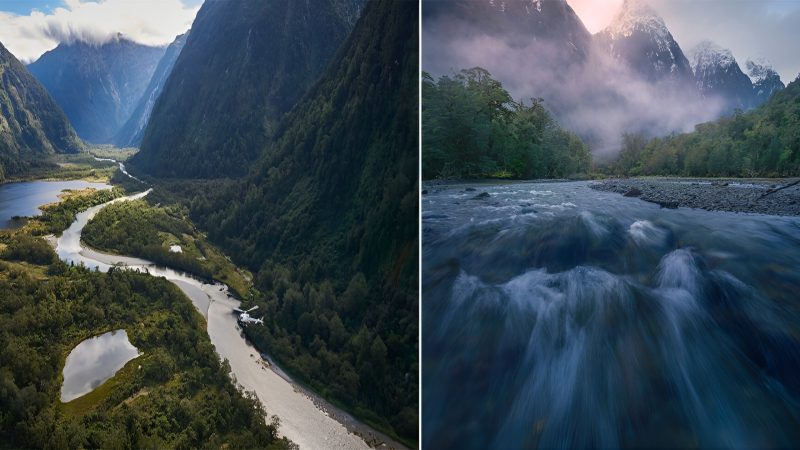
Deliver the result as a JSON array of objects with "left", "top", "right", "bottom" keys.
[{"left": 422, "top": 181, "right": 800, "bottom": 449}]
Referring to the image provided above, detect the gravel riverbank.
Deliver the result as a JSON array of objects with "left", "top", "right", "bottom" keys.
[{"left": 591, "top": 178, "right": 800, "bottom": 216}]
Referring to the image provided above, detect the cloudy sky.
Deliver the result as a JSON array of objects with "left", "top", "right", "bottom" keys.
[
  {"left": 567, "top": 0, "right": 800, "bottom": 82},
  {"left": 0, "top": 0, "right": 202, "bottom": 63}
]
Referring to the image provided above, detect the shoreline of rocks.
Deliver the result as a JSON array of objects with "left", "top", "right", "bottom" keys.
[{"left": 591, "top": 178, "right": 800, "bottom": 216}]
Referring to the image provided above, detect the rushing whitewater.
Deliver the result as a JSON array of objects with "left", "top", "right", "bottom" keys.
[{"left": 422, "top": 181, "right": 800, "bottom": 449}]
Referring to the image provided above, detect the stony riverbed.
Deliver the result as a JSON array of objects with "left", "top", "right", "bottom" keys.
[{"left": 591, "top": 178, "right": 800, "bottom": 216}]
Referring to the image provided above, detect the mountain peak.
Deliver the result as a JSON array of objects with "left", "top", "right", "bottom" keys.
[
  {"left": 745, "top": 58, "right": 785, "bottom": 103},
  {"left": 746, "top": 58, "right": 778, "bottom": 83},
  {"left": 605, "top": 0, "right": 667, "bottom": 40},
  {"left": 690, "top": 40, "right": 736, "bottom": 71}
]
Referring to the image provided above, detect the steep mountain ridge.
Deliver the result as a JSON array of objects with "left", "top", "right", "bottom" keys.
[
  {"left": 595, "top": 0, "right": 695, "bottom": 87},
  {"left": 423, "top": 0, "right": 593, "bottom": 63},
  {"left": 131, "top": 0, "right": 365, "bottom": 178},
  {"left": 690, "top": 40, "right": 755, "bottom": 112},
  {"left": 27, "top": 37, "right": 165, "bottom": 144},
  {"left": 178, "top": 0, "right": 418, "bottom": 442},
  {"left": 0, "top": 41, "right": 81, "bottom": 181},
  {"left": 114, "top": 32, "right": 189, "bottom": 148},
  {"left": 747, "top": 59, "right": 786, "bottom": 106}
]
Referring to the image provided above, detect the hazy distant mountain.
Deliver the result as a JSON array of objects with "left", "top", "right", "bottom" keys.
[
  {"left": 595, "top": 0, "right": 695, "bottom": 89},
  {"left": 690, "top": 40, "right": 754, "bottom": 113},
  {"left": 131, "top": 0, "right": 365, "bottom": 178},
  {"left": 0, "top": 41, "right": 81, "bottom": 181},
  {"left": 423, "top": 0, "right": 728, "bottom": 156},
  {"left": 747, "top": 59, "right": 785, "bottom": 106},
  {"left": 423, "top": 0, "right": 593, "bottom": 73},
  {"left": 113, "top": 32, "right": 188, "bottom": 148},
  {"left": 27, "top": 37, "right": 165, "bottom": 144}
]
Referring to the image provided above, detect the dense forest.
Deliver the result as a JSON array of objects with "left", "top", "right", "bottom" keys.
[
  {"left": 422, "top": 68, "right": 592, "bottom": 179},
  {"left": 609, "top": 76, "right": 800, "bottom": 177},
  {"left": 28, "top": 187, "right": 123, "bottom": 235},
  {"left": 148, "top": 0, "right": 419, "bottom": 445},
  {"left": 131, "top": 0, "right": 364, "bottom": 178},
  {"left": 82, "top": 199, "right": 252, "bottom": 298},
  {"left": 0, "top": 233, "right": 293, "bottom": 449},
  {"left": 83, "top": 200, "right": 213, "bottom": 279},
  {"left": 0, "top": 41, "right": 82, "bottom": 181}
]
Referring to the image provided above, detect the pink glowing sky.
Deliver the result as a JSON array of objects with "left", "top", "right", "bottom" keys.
[
  {"left": 566, "top": 0, "right": 625, "bottom": 33},
  {"left": 563, "top": 0, "right": 799, "bottom": 81}
]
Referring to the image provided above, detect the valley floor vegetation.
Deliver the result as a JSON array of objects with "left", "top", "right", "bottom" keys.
[
  {"left": 81, "top": 199, "right": 252, "bottom": 299},
  {"left": 422, "top": 68, "right": 592, "bottom": 180},
  {"left": 1, "top": 152, "right": 120, "bottom": 184},
  {"left": 0, "top": 186, "right": 294, "bottom": 449},
  {"left": 607, "top": 77, "right": 800, "bottom": 177}
]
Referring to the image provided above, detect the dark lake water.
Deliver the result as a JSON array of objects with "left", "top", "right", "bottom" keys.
[
  {"left": 61, "top": 329, "right": 140, "bottom": 402},
  {"left": 0, "top": 180, "right": 111, "bottom": 229},
  {"left": 423, "top": 181, "right": 800, "bottom": 449}
]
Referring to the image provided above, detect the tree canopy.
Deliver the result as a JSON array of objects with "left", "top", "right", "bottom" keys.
[
  {"left": 609, "top": 76, "right": 800, "bottom": 177},
  {"left": 422, "top": 68, "right": 592, "bottom": 179}
]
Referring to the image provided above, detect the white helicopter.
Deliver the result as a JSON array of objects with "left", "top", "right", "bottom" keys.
[{"left": 233, "top": 305, "right": 264, "bottom": 325}]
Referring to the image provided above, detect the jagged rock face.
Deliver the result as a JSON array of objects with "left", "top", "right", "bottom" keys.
[
  {"left": 113, "top": 32, "right": 188, "bottom": 148},
  {"left": 0, "top": 41, "right": 82, "bottom": 180},
  {"left": 595, "top": 0, "right": 695, "bottom": 87},
  {"left": 27, "top": 38, "right": 165, "bottom": 144},
  {"left": 690, "top": 40, "right": 754, "bottom": 112},
  {"left": 747, "top": 59, "right": 785, "bottom": 106}
]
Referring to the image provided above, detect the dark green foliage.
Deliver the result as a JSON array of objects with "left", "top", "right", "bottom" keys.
[
  {"left": 82, "top": 200, "right": 214, "bottom": 280},
  {"left": 157, "top": 1, "right": 419, "bottom": 444},
  {"left": 35, "top": 187, "right": 125, "bottom": 235},
  {"left": 0, "top": 41, "right": 82, "bottom": 182},
  {"left": 0, "top": 237, "right": 292, "bottom": 449},
  {"left": 0, "top": 234, "right": 54, "bottom": 265},
  {"left": 422, "top": 68, "right": 592, "bottom": 179},
  {"left": 610, "top": 76, "right": 800, "bottom": 177},
  {"left": 27, "top": 39, "right": 165, "bottom": 144},
  {"left": 131, "top": 0, "right": 365, "bottom": 178}
]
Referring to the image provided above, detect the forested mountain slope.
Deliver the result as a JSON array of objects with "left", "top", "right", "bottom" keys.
[
  {"left": 0, "top": 41, "right": 81, "bottom": 181},
  {"left": 131, "top": 0, "right": 365, "bottom": 178},
  {"left": 172, "top": 0, "right": 419, "bottom": 442},
  {"left": 27, "top": 38, "right": 164, "bottom": 144}
]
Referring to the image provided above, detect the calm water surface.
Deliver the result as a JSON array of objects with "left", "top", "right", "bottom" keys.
[
  {"left": 0, "top": 180, "right": 110, "bottom": 228},
  {"left": 61, "top": 329, "right": 140, "bottom": 402},
  {"left": 423, "top": 181, "right": 800, "bottom": 449}
]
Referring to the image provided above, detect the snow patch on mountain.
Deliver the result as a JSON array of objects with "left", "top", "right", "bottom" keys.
[
  {"left": 690, "top": 40, "right": 736, "bottom": 72},
  {"left": 746, "top": 58, "right": 778, "bottom": 83},
  {"left": 605, "top": 0, "right": 669, "bottom": 42},
  {"left": 746, "top": 58, "right": 785, "bottom": 102}
]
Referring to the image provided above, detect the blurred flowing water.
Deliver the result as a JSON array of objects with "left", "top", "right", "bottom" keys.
[{"left": 422, "top": 181, "right": 800, "bottom": 449}]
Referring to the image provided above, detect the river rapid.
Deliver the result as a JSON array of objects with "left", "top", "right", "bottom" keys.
[
  {"left": 422, "top": 181, "right": 800, "bottom": 449},
  {"left": 52, "top": 186, "right": 389, "bottom": 449}
]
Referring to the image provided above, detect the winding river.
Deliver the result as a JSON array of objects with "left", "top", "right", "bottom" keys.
[
  {"left": 51, "top": 171, "right": 402, "bottom": 449},
  {"left": 423, "top": 181, "right": 800, "bottom": 449}
]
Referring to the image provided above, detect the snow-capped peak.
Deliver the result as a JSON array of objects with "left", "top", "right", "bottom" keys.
[
  {"left": 745, "top": 58, "right": 778, "bottom": 83},
  {"left": 689, "top": 40, "right": 736, "bottom": 72},
  {"left": 605, "top": 0, "right": 668, "bottom": 40}
]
